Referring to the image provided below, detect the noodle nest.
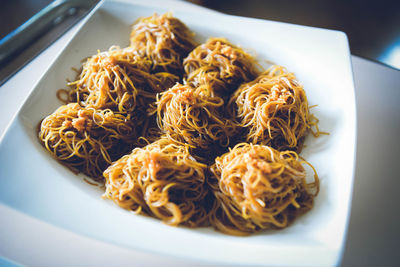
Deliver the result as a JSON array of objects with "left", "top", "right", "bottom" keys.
[
  {"left": 66, "top": 46, "right": 178, "bottom": 113},
  {"left": 208, "top": 143, "right": 319, "bottom": 236},
  {"left": 155, "top": 83, "right": 235, "bottom": 150},
  {"left": 39, "top": 103, "right": 136, "bottom": 179},
  {"left": 103, "top": 138, "right": 209, "bottom": 226},
  {"left": 130, "top": 12, "right": 197, "bottom": 75},
  {"left": 229, "top": 65, "right": 317, "bottom": 151},
  {"left": 183, "top": 38, "right": 260, "bottom": 95}
]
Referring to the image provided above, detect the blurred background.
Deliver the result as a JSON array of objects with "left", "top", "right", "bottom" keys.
[
  {"left": 0, "top": 0, "right": 399, "bottom": 71},
  {"left": 190, "top": 0, "right": 400, "bottom": 69}
]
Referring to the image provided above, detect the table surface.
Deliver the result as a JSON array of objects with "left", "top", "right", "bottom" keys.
[{"left": 0, "top": 4, "right": 399, "bottom": 267}]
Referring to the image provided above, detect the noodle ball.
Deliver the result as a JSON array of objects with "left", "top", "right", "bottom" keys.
[
  {"left": 103, "top": 138, "right": 209, "bottom": 226},
  {"left": 156, "top": 83, "right": 236, "bottom": 150},
  {"left": 130, "top": 13, "right": 197, "bottom": 75},
  {"left": 209, "top": 143, "right": 318, "bottom": 236},
  {"left": 183, "top": 38, "right": 259, "bottom": 95},
  {"left": 39, "top": 103, "right": 136, "bottom": 179},
  {"left": 67, "top": 46, "right": 178, "bottom": 116},
  {"left": 229, "top": 65, "right": 316, "bottom": 151}
]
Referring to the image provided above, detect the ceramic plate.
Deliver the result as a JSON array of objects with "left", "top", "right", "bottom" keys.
[{"left": 0, "top": 0, "right": 356, "bottom": 266}]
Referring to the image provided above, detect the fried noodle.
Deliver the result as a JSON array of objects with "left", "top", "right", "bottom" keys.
[
  {"left": 103, "top": 138, "right": 209, "bottom": 226},
  {"left": 155, "top": 83, "right": 235, "bottom": 149},
  {"left": 229, "top": 65, "right": 319, "bottom": 151},
  {"left": 130, "top": 12, "right": 197, "bottom": 75},
  {"left": 208, "top": 143, "right": 319, "bottom": 236},
  {"left": 183, "top": 38, "right": 260, "bottom": 95},
  {"left": 39, "top": 103, "right": 136, "bottom": 179}
]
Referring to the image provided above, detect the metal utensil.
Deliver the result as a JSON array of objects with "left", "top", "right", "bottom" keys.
[{"left": 0, "top": 0, "right": 99, "bottom": 86}]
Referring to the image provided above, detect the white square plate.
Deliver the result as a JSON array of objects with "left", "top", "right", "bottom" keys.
[{"left": 0, "top": 0, "right": 356, "bottom": 266}]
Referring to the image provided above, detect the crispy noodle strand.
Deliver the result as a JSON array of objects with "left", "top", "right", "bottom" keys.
[
  {"left": 130, "top": 12, "right": 197, "bottom": 75},
  {"left": 229, "top": 65, "right": 319, "bottom": 151},
  {"left": 103, "top": 138, "right": 209, "bottom": 227},
  {"left": 155, "top": 83, "right": 236, "bottom": 149},
  {"left": 38, "top": 103, "right": 136, "bottom": 179},
  {"left": 183, "top": 38, "right": 260, "bottom": 95},
  {"left": 208, "top": 143, "right": 319, "bottom": 236}
]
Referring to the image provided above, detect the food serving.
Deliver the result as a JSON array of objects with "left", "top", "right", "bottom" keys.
[
  {"left": 209, "top": 143, "right": 318, "bottom": 236},
  {"left": 229, "top": 65, "right": 321, "bottom": 151},
  {"left": 38, "top": 12, "right": 323, "bottom": 236},
  {"left": 103, "top": 137, "right": 210, "bottom": 227}
]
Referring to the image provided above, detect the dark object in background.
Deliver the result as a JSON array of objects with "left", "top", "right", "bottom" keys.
[
  {"left": 0, "top": 0, "right": 99, "bottom": 85},
  {"left": 190, "top": 0, "right": 400, "bottom": 69}
]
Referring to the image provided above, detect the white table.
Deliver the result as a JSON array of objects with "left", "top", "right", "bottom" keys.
[{"left": 0, "top": 11, "right": 399, "bottom": 267}]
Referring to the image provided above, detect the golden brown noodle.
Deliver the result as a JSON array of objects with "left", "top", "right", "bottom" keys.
[
  {"left": 39, "top": 103, "right": 136, "bottom": 179},
  {"left": 66, "top": 46, "right": 178, "bottom": 115},
  {"left": 155, "top": 83, "right": 236, "bottom": 150},
  {"left": 229, "top": 65, "right": 318, "bottom": 151},
  {"left": 183, "top": 38, "right": 260, "bottom": 95},
  {"left": 130, "top": 13, "right": 197, "bottom": 75},
  {"left": 208, "top": 143, "right": 319, "bottom": 236},
  {"left": 103, "top": 137, "right": 210, "bottom": 227}
]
